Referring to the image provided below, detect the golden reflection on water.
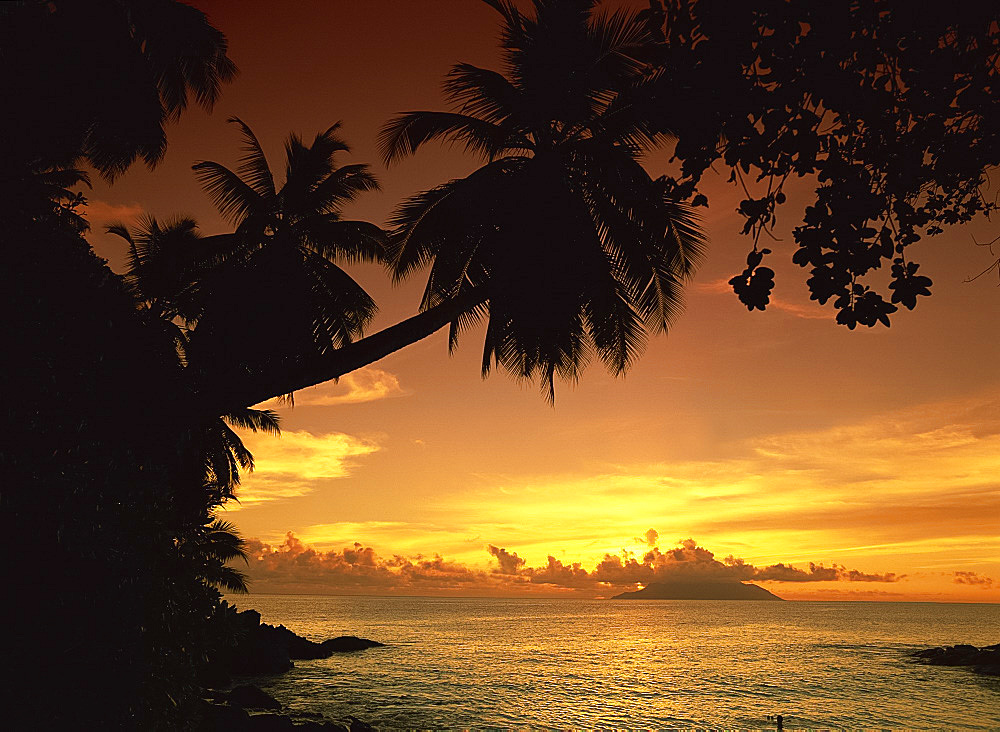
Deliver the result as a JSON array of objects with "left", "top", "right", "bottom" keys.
[{"left": 229, "top": 595, "right": 1000, "bottom": 729}]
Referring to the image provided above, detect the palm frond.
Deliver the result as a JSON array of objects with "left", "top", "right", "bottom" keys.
[
  {"left": 280, "top": 124, "right": 353, "bottom": 214},
  {"left": 658, "top": 194, "right": 707, "bottom": 278},
  {"left": 299, "top": 249, "right": 378, "bottom": 349},
  {"left": 588, "top": 6, "right": 653, "bottom": 77},
  {"left": 110, "top": 214, "right": 210, "bottom": 324},
  {"left": 129, "top": 0, "right": 238, "bottom": 118},
  {"left": 385, "top": 181, "right": 463, "bottom": 281},
  {"left": 223, "top": 407, "right": 281, "bottom": 435},
  {"left": 297, "top": 216, "right": 387, "bottom": 264},
  {"left": 192, "top": 160, "right": 264, "bottom": 225},
  {"left": 37, "top": 167, "right": 91, "bottom": 191},
  {"left": 203, "top": 519, "right": 250, "bottom": 562},
  {"left": 583, "top": 276, "right": 647, "bottom": 375},
  {"left": 378, "top": 111, "right": 520, "bottom": 165},
  {"left": 209, "top": 564, "right": 250, "bottom": 594},
  {"left": 106, "top": 221, "right": 134, "bottom": 246},
  {"left": 306, "top": 163, "right": 380, "bottom": 214},
  {"left": 448, "top": 297, "right": 490, "bottom": 354},
  {"left": 387, "top": 157, "right": 530, "bottom": 283},
  {"left": 443, "top": 63, "right": 523, "bottom": 124},
  {"left": 228, "top": 116, "right": 276, "bottom": 198}
]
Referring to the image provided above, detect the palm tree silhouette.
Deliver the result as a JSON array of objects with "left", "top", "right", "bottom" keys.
[
  {"left": 184, "top": 118, "right": 387, "bottom": 399},
  {"left": 380, "top": 0, "right": 705, "bottom": 399},
  {"left": 202, "top": 0, "right": 704, "bottom": 409},
  {"left": 1, "top": 0, "right": 237, "bottom": 180},
  {"left": 108, "top": 212, "right": 283, "bottom": 478},
  {"left": 181, "top": 518, "right": 252, "bottom": 594},
  {"left": 110, "top": 214, "right": 282, "bottom": 591}
]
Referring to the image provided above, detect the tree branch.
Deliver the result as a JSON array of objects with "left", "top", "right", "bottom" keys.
[{"left": 194, "top": 286, "right": 489, "bottom": 416}]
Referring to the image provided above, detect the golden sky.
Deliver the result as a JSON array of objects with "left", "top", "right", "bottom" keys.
[{"left": 85, "top": 1, "right": 999, "bottom": 602}]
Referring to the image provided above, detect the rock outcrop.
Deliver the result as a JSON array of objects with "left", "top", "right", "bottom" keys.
[
  {"left": 195, "top": 608, "right": 385, "bottom": 730},
  {"left": 227, "top": 685, "right": 283, "bottom": 711},
  {"left": 202, "top": 608, "right": 385, "bottom": 687},
  {"left": 911, "top": 643, "right": 999, "bottom": 677}
]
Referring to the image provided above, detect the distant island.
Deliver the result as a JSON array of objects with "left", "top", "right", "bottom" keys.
[{"left": 612, "top": 581, "right": 784, "bottom": 601}]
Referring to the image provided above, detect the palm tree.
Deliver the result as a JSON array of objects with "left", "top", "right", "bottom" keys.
[
  {"left": 109, "top": 214, "right": 280, "bottom": 595},
  {"left": 185, "top": 118, "right": 387, "bottom": 401},
  {"left": 182, "top": 518, "right": 252, "bottom": 594},
  {"left": 379, "top": 0, "right": 705, "bottom": 399},
  {"left": 201, "top": 0, "right": 704, "bottom": 409},
  {"left": 1, "top": 0, "right": 237, "bottom": 180},
  {"left": 108, "top": 214, "right": 283, "bottom": 498},
  {"left": 107, "top": 215, "right": 211, "bottom": 367}
]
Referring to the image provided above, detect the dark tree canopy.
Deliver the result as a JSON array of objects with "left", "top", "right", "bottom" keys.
[
  {"left": 379, "top": 0, "right": 706, "bottom": 400},
  {"left": 641, "top": 0, "right": 998, "bottom": 327},
  {"left": 0, "top": 0, "right": 237, "bottom": 179}
]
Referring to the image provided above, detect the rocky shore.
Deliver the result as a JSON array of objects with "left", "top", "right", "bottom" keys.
[
  {"left": 910, "top": 643, "right": 999, "bottom": 677},
  {"left": 199, "top": 605, "right": 384, "bottom": 731}
]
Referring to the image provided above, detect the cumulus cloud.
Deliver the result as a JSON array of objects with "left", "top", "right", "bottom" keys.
[
  {"left": 242, "top": 532, "right": 905, "bottom": 596},
  {"left": 953, "top": 571, "right": 994, "bottom": 588},
  {"left": 543, "top": 538, "right": 902, "bottom": 588},
  {"left": 487, "top": 545, "right": 526, "bottom": 575},
  {"left": 245, "top": 533, "right": 506, "bottom": 595}
]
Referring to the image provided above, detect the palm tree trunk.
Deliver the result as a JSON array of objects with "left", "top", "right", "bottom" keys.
[{"left": 198, "top": 286, "right": 488, "bottom": 416}]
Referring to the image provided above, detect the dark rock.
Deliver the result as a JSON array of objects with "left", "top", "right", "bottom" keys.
[
  {"left": 321, "top": 636, "right": 386, "bottom": 653},
  {"left": 248, "top": 713, "right": 348, "bottom": 731},
  {"left": 229, "top": 684, "right": 282, "bottom": 710},
  {"left": 346, "top": 715, "right": 377, "bottom": 732},
  {"left": 274, "top": 623, "right": 329, "bottom": 660},
  {"left": 911, "top": 643, "right": 1000, "bottom": 676},
  {"left": 247, "top": 713, "right": 296, "bottom": 731},
  {"left": 296, "top": 721, "right": 349, "bottom": 731},
  {"left": 274, "top": 627, "right": 384, "bottom": 659},
  {"left": 198, "top": 701, "right": 250, "bottom": 731},
  {"left": 202, "top": 607, "right": 385, "bottom": 691}
]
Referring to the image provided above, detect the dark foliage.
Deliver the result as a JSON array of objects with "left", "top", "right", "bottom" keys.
[
  {"left": 640, "top": 0, "right": 999, "bottom": 325},
  {"left": 186, "top": 119, "right": 386, "bottom": 401},
  {"left": 0, "top": 0, "right": 236, "bottom": 179},
  {"left": 0, "top": 2, "right": 252, "bottom": 727},
  {"left": 381, "top": 0, "right": 706, "bottom": 399},
  {"left": 2, "top": 209, "right": 210, "bottom": 728}
]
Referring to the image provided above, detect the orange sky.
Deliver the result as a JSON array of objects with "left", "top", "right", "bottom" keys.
[{"left": 84, "top": 0, "right": 999, "bottom": 602}]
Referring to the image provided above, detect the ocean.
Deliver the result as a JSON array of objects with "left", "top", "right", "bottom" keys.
[{"left": 226, "top": 595, "right": 999, "bottom": 729}]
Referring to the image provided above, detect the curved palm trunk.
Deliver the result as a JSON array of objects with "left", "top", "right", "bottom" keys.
[{"left": 198, "top": 286, "right": 488, "bottom": 416}]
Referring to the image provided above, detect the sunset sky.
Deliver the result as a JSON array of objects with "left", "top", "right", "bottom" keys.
[{"left": 85, "top": 0, "right": 999, "bottom": 602}]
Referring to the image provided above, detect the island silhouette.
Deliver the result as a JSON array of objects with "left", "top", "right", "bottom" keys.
[{"left": 612, "top": 581, "right": 784, "bottom": 601}]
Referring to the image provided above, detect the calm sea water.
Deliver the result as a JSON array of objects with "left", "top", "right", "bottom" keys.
[{"left": 226, "top": 595, "right": 999, "bottom": 729}]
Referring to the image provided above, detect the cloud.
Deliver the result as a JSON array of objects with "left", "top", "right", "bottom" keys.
[
  {"left": 80, "top": 200, "right": 144, "bottom": 227},
  {"left": 257, "top": 367, "right": 406, "bottom": 408},
  {"left": 953, "top": 571, "right": 994, "bottom": 588},
  {"left": 244, "top": 533, "right": 506, "bottom": 595},
  {"left": 441, "top": 389, "right": 1000, "bottom": 570},
  {"left": 487, "top": 544, "right": 526, "bottom": 574},
  {"left": 230, "top": 429, "right": 379, "bottom": 507},
  {"left": 538, "top": 538, "right": 903, "bottom": 588},
  {"left": 787, "top": 588, "right": 909, "bottom": 601},
  {"left": 242, "top": 533, "right": 906, "bottom": 597},
  {"left": 695, "top": 278, "right": 829, "bottom": 319},
  {"left": 637, "top": 528, "right": 659, "bottom": 546}
]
